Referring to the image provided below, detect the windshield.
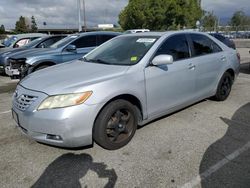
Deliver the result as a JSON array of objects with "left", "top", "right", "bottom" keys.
[
  {"left": 50, "top": 35, "right": 77, "bottom": 48},
  {"left": 84, "top": 36, "right": 159, "bottom": 66},
  {"left": 124, "top": 30, "right": 132, "bottom": 34},
  {"left": 3, "top": 36, "right": 17, "bottom": 47},
  {"left": 22, "top": 37, "right": 43, "bottom": 48}
]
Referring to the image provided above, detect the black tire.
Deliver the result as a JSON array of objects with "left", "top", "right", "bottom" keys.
[
  {"left": 93, "top": 99, "right": 138, "bottom": 150},
  {"left": 33, "top": 65, "right": 50, "bottom": 72},
  {"left": 214, "top": 72, "right": 233, "bottom": 101}
]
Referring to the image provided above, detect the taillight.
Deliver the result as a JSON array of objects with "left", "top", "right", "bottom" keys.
[{"left": 237, "top": 52, "right": 241, "bottom": 64}]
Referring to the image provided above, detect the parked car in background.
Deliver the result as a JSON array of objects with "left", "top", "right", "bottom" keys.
[
  {"left": 209, "top": 33, "right": 236, "bottom": 49},
  {"left": 6, "top": 31, "right": 120, "bottom": 79},
  {"left": 124, "top": 29, "right": 150, "bottom": 34},
  {"left": 0, "top": 33, "right": 47, "bottom": 49},
  {"left": 0, "top": 35, "right": 66, "bottom": 75},
  {"left": 12, "top": 31, "right": 240, "bottom": 150}
]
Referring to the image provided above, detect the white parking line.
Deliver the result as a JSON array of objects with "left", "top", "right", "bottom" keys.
[
  {"left": 0, "top": 110, "right": 11, "bottom": 115},
  {"left": 181, "top": 141, "right": 250, "bottom": 188}
]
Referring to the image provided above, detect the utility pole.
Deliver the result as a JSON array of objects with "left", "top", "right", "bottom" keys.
[
  {"left": 83, "top": 0, "right": 87, "bottom": 32},
  {"left": 77, "top": 0, "right": 82, "bottom": 32}
]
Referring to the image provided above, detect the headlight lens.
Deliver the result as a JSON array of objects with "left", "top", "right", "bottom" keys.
[{"left": 38, "top": 91, "right": 92, "bottom": 110}]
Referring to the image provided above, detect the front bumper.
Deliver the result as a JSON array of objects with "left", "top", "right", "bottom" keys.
[
  {"left": 12, "top": 85, "right": 102, "bottom": 148},
  {"left": 5, "top": 66, "right": 20, "bottom": 76}
]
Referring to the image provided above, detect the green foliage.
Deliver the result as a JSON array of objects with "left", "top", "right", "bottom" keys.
[
  {"left": 0, "top": 24, "right": 5, "bottom": 34},
  {"left": 230, "top": 11, "right": 250, "bottom": 29},
  {"left": 15, "top": 16, "right": 39, "bottom": 33},
  {"left": 15, "top": 16, "right": 29, "bottom": 33},
  {"left": 31, "top": 16, "right": 38, "bottom": 32},
  {"left": 202, "top": 11, "right": 218, "bottom": 31},
  {"left": 119, "top": 0, "right": 203, "bottom": 30}
]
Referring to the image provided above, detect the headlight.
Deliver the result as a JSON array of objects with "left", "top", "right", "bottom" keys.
[{"left": 37, "top": 91, "right": 92, "bottom": 110}]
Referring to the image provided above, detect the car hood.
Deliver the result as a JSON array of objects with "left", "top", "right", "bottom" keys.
[
  {"left": 20, "top": 60, "right": 130, "bottom": 95},
  {"left": 9, "top": 48, "right": 58, "bottom": 59},
  {"left": 0, "top": 47, "right": 29, "bottom": 57}
]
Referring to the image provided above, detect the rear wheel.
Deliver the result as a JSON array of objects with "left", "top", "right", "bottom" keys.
[
  {"left": 214, "top": 72, "right": 233, "bottom": 101},
  {"left": 93, "top": 99, "right": 138, "bottom": 150}
]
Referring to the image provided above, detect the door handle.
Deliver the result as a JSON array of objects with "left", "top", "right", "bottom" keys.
[
  {"left": 188, "top": 63, "right": 196, "bottom": 70},
  {"left": 221, "top": 56, "right": 226, "bottom": 62}
]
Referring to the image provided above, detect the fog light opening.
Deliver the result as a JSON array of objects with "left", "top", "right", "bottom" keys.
[{"left": 46, "top": 134, "right": 63, "bottom": 141}]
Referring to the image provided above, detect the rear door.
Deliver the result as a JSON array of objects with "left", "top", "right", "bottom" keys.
[
  {"left": 188, "top": 34, "right": 225, "bottom": 97},
  {"left": 145, "top": 34, "right": 196, "bottom": 117}
]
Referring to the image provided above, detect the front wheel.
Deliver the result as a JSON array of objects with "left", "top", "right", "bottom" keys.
[
  {"left": 93, "top": 99, "right": 138, "bottom": 150},
  {"left": 214, "top": 72, "right": 233, "bottom": 101},
  {"left": 33, "top": 65, "right": 51, "bottom": 72}
]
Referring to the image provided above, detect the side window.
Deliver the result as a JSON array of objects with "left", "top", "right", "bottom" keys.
[
  {"left": 14, "top": 38, "right": 30, "bottom": 48},
  {"left": 72, "top": 35, "right": 97, "bottom": 48},
  {"left": 97, "top": 35, "right": 116, "bottom": 45},
  {"left": 211, "top": 41, "right": 222, "bottom": 53},
  {"left": 190, "top": 34, "right": 222, "bottom": 57},
  {"left": 155, "top": 34, "right": 190, "bottom": 61}
]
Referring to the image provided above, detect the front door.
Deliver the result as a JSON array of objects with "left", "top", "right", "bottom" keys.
[{"left": 145, "top": 34, "right": 196, "bottom": 117}]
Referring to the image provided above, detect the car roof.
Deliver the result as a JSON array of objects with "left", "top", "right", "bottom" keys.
[
  {"left": 122, "top": 30, "right": 210, "bottom": 37},
  {"left": 41, "top": 35, "right": 67, "bottom": 39},
  {"left": 77, "top": 31, "right": 121, "bottom": 36},
  {"left": 13, "top": 33, "right": 47, "bottom": 39}
]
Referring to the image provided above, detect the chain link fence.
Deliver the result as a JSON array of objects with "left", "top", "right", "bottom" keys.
[{"left": 201, "top": 25, "right": 250, "bottom": 39}]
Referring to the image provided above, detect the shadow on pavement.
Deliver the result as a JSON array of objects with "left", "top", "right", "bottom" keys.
[
  {"left": 199, "top": 103, "right": 250, "bottom": 188},
  {"left": 32, "top": 153, "right": 117, "bottom": 188},
  {"left": 240, "top": 62, "right": 250, "bottom": 74}
]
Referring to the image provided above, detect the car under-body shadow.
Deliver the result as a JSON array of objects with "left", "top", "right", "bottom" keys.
[
  {"left": 199, "top": 103, "right": 250, "bottom": 188},
  {"left": 240, "top": 62, "right": 250, "bottom": 74}
]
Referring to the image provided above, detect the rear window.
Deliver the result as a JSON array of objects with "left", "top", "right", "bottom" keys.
[{"left": 190, "top": 34, "right": 222, "bottom": 57}]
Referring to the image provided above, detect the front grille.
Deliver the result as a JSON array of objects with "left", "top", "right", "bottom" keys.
[{"left": 14, "top": 94, "right": 37, "bottom": 111}]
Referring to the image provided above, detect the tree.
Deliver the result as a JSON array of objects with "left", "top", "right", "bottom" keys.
[
  {"left": 31, "top": 16, "right": 38, "bottom": 32},
  {"left": 119, "top": 0, "right": 203, "bottom": 30},
  {"left": 15, "top": 16, "right": 29, "bottom": 33},
  {"left": 0, "top": 24, "right": 5, "bottom": 34},
  {"left": 202, "top": 11, "right": 218, "bottom": 31},
  {"left": 230, "top": 11, "right": 250, "bottom": 31}
]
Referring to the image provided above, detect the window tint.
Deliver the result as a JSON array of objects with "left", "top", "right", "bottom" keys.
[
  {"left": 72, "top": 35, "right": 97, "bottom": 48},
  {"left": 190, "top": 34, "right": 222, "bottom": 57},
  {"left": 97, "top": 35, "right": 116, "bottom": 45},
  {"left": 155, "top": 34, "right": 190, "bottom": 61}
]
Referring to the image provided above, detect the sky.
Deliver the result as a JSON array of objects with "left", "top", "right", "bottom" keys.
[{"left": 0, "top": 0, "right": 249, "bottom": 29}]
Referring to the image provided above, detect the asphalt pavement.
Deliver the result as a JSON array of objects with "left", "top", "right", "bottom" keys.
[{"left": 0, "top": 49, "right": 250, "bottom": 188}]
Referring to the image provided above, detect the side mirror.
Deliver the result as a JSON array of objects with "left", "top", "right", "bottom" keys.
[
  {"left": 152, "top": 55, "right": 173, "bottom": 66},
  {"left": 66, "top": 44, "right": 77, "bottom": 52},
  {"left": 40, "top": 43, "right": 46, "bottom": 48}
]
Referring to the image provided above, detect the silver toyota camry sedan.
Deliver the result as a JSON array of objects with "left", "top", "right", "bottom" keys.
[{"left": 12, "top": 31, "right": 240, "bottom": 150}]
